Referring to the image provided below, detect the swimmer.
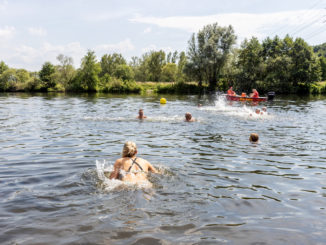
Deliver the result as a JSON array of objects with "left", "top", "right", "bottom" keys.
[
  {"left": 137, "top": 109, "right": 147, "bottom": 119},
  {"left": 109, "top": 141, "right": 158, "bottom": 184},
  {"left": 185, "top": 112, "right": 195, "bottom": 122},
  {"left": 255, "top": 108, "right": 261, "bottom": 115},
  {"left": 249, "top": 133, "right": 259, "bottom": 143},
  {"left": 198, "top": 103, "right": 202, "bottom": 107},
  {"left": 262, "top": 107, "right": 267, "bottom": 112}
]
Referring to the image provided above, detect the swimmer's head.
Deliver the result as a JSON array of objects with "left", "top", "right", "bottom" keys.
[
  {"left": 262, "top": 107, "right": 267, "bottom": 112},
  {"left": 122, "top": 141, "right": 137, "bottom": 157},
  {"left": 185, "top": 112, "right": 192, "bottom": 121},
  {"left": 255, "top": 108, "right": 260, "bottom": 114},
  {"left": 138, "top": 109, "right": 144, "bottom": 116},
  {"left": 249, "top": 133, "right": 259, "bottom": 143}
]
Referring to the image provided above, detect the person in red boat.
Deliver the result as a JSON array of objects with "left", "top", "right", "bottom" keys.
[
  {"left": 227, "top": 86, "right": 236, "bottom": 96},
  {"left": 250, "top": 89, "right": 259, "bottom": 98}
]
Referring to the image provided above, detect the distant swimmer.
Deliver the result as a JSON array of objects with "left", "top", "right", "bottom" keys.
[
  {"left": 137, "top": 109, "right": 147, "bottom": 119},
  {"left": 255, "top": 108, "right": 261, "bottom": 115},
  {"left": 250, "top": 89, "right": 259, "bottom": 98},
  {"left": 249, "top": 133, "right": 259, "bottom": 143},
  {"left": 227, "top": 86, "right": 236, "bottom": 96},
  {"left": 185, "top": 112, "right": 195, "bottom": 122},
  {"left": 109, "top": 141, "right": 158, "bottom": 184}
]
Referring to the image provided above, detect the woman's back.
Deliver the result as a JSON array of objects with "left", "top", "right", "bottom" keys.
[{"left": 109, "top": 141, "right": 158, "bottom": 184}]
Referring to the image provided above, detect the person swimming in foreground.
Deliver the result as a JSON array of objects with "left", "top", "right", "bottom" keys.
[
  {"left": 185, "top": 112, "right": 195, "bottom": 122},
  {"left": 137, "top": 109, "right": 147, "bottom": 119},
  {"left": 109, "top": 141, "right": 158, "bottom": 184}
]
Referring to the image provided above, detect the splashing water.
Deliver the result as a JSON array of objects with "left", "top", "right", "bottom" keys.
[
  {"left": 202, "top": 95, "right": 273, "bottom": 120},
  {"left": 84, "top": 115, "right": 186, "bottom": 123},
  {"left": 95, "top": 160, "right": 155, "bottom": 191}
]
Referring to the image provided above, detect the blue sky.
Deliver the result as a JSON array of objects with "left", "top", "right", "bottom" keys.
[{"left": 1, "top": 0, "right": 326, "bottom": 70}]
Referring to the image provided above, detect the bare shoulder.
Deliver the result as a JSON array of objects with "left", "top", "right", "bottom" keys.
[{"left": 114, "top": 158, "right": 123, "bottom": 167}]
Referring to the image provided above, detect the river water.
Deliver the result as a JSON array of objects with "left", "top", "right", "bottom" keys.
[{"left": 0, "top": 93, "right": 326, "bottom": 245}]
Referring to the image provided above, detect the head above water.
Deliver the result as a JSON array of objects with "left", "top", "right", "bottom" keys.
[
  {"left": 122, "top": 141, "right": 137, "bottom": 158},
  {"left": 255, "top": 108, "right": 260, "bottom": 114},
  {"left": 249, "top": 133, "right": 259, "bottom": 143},
  {"left": 185, "top": 112, "right": 192, "bottom": 121},
  {"left": 138, "top": 109, "right": 144, "bottom": 116}
]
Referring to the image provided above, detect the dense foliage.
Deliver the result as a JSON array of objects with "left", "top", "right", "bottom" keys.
[{"left": 0, "top": 22, "right": 325, "bottom": 94}]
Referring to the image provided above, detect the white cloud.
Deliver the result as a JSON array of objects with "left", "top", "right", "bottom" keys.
[
  {"left": 6, "top": 39, "right": 136, "bottom": 70},
  {"left": 0, "top": 0, "right": 8, "bottom": 11},
  {"left": 0, "top": 26, "right": 15, "bottom": 39},
  {"left": 141, "top": 44, "right": 173, "bottom": 54},
  {"left": 95, "top": 38, "right": 135, "bottom": 53},
  {"left": 84, "top": 9, "right": 138, "bottom": 22},
  {"left": 143, "top": 27, "right": 152, "bottom": 33},
  {"left": 28, "top": 27, "right": 47, "bottom": 36},
  {"left": 10, "top": 42, "right": 86, "bottom": 70},
  {"left": 130, "top": 9, "right": 326, "bottom": 42}
]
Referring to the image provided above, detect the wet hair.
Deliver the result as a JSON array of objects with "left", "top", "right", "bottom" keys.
[
  {"left": 122, "top": 141, "right": 137, "bottom": 157},
  {"left": 249, "top": 133, "right": 259, "bottom": 143},
  {"left": 185, "top": 112, "right": 192, "bottom": 118}
]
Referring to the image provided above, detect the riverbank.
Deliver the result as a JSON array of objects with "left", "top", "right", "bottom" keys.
[{"left": 1, "top": 80, "right": 326, "bottom": 95}]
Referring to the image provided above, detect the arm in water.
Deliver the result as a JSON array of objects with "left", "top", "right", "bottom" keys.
[
  {"left": 146, "top": 159, "right": 158, "bottom": 173},
  {"left": 109, "top": 159, "right": 121, "bottom": 179}
]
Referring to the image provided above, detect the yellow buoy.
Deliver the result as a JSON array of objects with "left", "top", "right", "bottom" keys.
[{"left": 160, "top": 98, "right": 167, "bottom": 104}]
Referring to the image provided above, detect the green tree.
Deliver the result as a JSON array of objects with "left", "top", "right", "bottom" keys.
[
  {"left": 320, "top": 57, "right": 326, "bottom": 81},
  {"left": 100, "top": 53, "right": 126, "bottom": 77},
  {"left": 0, "top": 61, "right": 9, "bottom": 75},
  {"left": 78, "top": 50, "right": 101, "bottom": 91},
  {"left": 185, "top": 34, "right": 205, "bottom": 85},
  {"left": 39, "top": 62, "right": 56, "bottom": 89},
  {"left": 177, "top": 51, "right": 187, "bottom": 82},
  {"left": 129, "top": 56, "right": 146, "bottom": 81},
  {"left": 15, "top": 69, "right": 30, "bottom": 83},
  {"left": 113, "top": 64, "right": 134, "bottom": 81},
  {"left": 187, "top": 22, "right": 236, "bottom": 90},
  {"left": 290, "top": 38, "right": 321, "bottom": 86},
  {"left": 56, "top": 54, "right": 76, "bottom": 89},
  {"left": 146, "top": 50, "right": 166, "bottom": 81},
  {"left": 0, "top": 68, "right": 18, "bottom": 91},
  {"left": 313, "top": 42, "right": 326, "bottom": 57},
  {"left": 160, "top": 63, "right": 177, "bottom": 82},
  {"left": 236, "top": 37, "right": 264, "bottom": 92}
]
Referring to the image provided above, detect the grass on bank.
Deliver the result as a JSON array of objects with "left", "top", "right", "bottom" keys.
[{"left": 310, "top": 81, "right": 326, "bottom": 94}]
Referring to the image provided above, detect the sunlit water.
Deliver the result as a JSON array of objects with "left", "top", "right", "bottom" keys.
[{"left": 1, "top": 93, "right": 326, "bottom": 245}]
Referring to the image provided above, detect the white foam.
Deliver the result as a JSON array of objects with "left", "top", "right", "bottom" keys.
[
  {"left": 95, "top": 159, "right": 153, "bottom": 191},
  {"left": 202, "top": 96, "right": 273, "bottom": 120}
]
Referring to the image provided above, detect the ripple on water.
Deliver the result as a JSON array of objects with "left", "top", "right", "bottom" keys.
[{"left": 1, "top": 94, "right": 326, "bottom": 244}]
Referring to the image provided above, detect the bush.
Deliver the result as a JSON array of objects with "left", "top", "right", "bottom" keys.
[
  {"left": 310, "top": 84, "right": 320, "bottom": 94},
  {"left": 100, "top": 79, "right": 141, "bottom": 94}
]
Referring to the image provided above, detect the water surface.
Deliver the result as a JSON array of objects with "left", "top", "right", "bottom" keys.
[{"left": 1, "top": 93, "right": 326, "bottom": 244}]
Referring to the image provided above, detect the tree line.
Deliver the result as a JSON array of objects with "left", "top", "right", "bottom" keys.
[{"left": 0, "top": 22, "right": 325, "bottom": 94}]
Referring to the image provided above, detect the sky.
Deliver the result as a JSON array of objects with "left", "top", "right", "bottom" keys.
[{"left": 1, "top": 0, "right": 326, "bottom": 71}]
